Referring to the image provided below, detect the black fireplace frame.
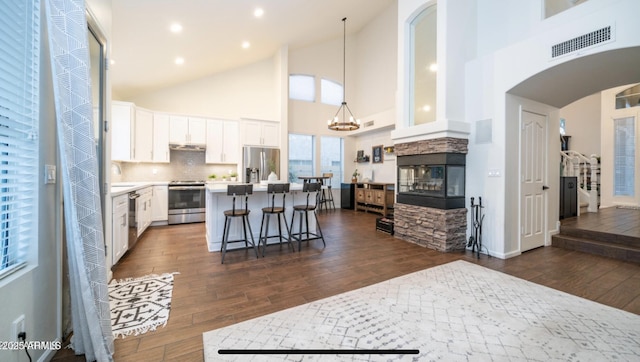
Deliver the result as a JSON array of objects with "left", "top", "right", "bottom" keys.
[{"left": 396, "top": 153, "right": 466, "bottom": 209}]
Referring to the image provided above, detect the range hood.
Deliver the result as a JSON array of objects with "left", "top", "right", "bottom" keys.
[{"left": 169, "top": 143, "right": 206, "bottom": 151}]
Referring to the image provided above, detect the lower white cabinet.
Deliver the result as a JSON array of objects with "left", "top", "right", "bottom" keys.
[
  {"left": 112, "top": 194, "right": 129, "bottom": 265},
  {"left": 137, "top": 187, "right": 153, "bottom": 237},
  {"left": 152, "top": 185, "right": 168, "bottom": 222}
]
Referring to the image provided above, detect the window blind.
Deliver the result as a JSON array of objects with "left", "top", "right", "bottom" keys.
[
  {"left": 0, "top": 0, "right": 40, "bottom": 280},
  {"left": 613, "top": 116, "right": 635, "bottom": 197},
  {"left": 320, "top": 78, "right": 343, "bottom": 106},
  {"left": 289, "top": 74, "right": 316, "bottom": 102}
]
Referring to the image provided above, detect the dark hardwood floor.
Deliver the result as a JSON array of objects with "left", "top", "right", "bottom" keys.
[
  {"left": 53, "top": 208, "right": 640, "bottom": 361},
  {"left": 553, "top": 206, "right": 640, "bottom": 263}
]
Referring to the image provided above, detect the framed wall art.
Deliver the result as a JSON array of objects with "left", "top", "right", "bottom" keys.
[{"left": 372, "top": 145, "right": 383, "bottom": 163}]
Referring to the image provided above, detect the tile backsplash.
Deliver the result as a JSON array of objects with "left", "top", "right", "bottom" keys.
[{"left": 113, "top": 150, "right": 239, "bottom": 182}]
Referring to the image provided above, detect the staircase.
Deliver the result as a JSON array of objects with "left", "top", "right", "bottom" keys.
[
  {"left": 560, "top": 150, "right": 600, "bottom": 213},
  {"left": 552, "top": 207, "right": 640, "bottom": 264}
]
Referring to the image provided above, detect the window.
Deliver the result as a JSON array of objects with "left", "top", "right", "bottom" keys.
[
  {"left": 0, "top": 0, "right": 40, "bottom": 280},
  {"left": 613, "top": 116, "right": 635, "bottom": 197},
  {"left": 288, "top": 134, "right": 315, "bottom": 182},
  {"left": 320, "top": 137, "right": 343, "bottom": 186},
  {"left": 289, "top": 74, "right": 315, "bottom": 102},
  {"left": 615, "top": 84, "right": 640, "bottom": 110},
  {"left": 409, "top": 4, "right": 437, "bottom": 126},
  {"left": 321, "top": 78, "right": 343, "bottom": 106},
  {"left": 544, "top": 0, "right": 588, "bottom": 19}
]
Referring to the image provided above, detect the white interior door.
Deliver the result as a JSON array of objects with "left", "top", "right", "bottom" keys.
[{"left": 520, "top": 110, "right": 548, "bottom": 252}]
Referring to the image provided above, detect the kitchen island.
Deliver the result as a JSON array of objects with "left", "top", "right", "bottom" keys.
[{"left": 205, "top": 182, "right": 318, "bottom": 252}]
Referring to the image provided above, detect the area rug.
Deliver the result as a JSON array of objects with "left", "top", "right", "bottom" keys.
[
  {"left": 109, "top": 272, "right": 178, "bottom": 338},
  {"left": 203, "top": 260, "right": 640, "bottom": 361}
]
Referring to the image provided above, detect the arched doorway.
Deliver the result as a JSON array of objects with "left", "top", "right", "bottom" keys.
[{"left": 506, "top": 46, "right": 640, "bottom": 252}]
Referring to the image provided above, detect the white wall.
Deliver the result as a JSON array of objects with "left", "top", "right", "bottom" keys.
[
  {"left": 354, "top": 4, "right": 398, "bottom": 118},
  {"left": 128, "top": 57, "right": 279, "bottom": 121},
  {"left": 462, "top": 0, "right": 640, "bottom": 258},
  {"left": 559, "top": 92, "right": 602, "bottom": 157},
  {"left": 287, "top": 0, "right": 397, "bottom": 135},
  {"left": 351, "top": 130, "right": 396, "bottom": 184}
]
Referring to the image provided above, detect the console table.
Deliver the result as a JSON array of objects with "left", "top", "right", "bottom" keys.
[{"left": 354, "top": 182, "right": 394, "bottom": 216}]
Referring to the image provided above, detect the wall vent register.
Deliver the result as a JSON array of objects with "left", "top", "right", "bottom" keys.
[{"left": 551, "top": 26, "right": 612, "bottom": 58}]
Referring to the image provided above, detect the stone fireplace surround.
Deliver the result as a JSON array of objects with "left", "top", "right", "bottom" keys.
[{"left": 394, "top": 138, "right": 468, "bottom": 252}]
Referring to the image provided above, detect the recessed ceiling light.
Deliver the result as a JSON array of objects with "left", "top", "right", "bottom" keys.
[
  {"left": 242, "top": 41, "right": 250, "bottom": 49},
  {"left": 170, "top": 23, "right": 183, "bottom": 33},
  {"left": 175, "top": 57, "right": 185, "bottom": 65},
  {"left": 254, "top": 8, "right": 264, "bottom": 18},
  {"left": 429, "top": 63, "right": 438, "bottom": 72},
  {"left": 110, "top": 59, "right": 115, "bottom": 65}
]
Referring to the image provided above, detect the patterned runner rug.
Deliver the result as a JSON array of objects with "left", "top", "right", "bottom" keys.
[
  {"left": 109, "top": 272, "right": 178, "bottom": 338},
  {"left": 203, "top": 260, "right": 640, "bottom": 361}
]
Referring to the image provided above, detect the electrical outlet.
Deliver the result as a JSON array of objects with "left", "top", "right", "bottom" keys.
[{"left": 11, "top": 315, "right": 25, "bottom": 342}]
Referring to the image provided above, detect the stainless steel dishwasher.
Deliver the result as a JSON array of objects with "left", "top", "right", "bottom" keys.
[{"left": 128, "top": 191, "right": 140, "bottom": 249}]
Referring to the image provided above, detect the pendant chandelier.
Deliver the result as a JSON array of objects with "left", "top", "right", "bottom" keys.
[{"left": 328, "top": 17, "right": 360, "bottom": 131}]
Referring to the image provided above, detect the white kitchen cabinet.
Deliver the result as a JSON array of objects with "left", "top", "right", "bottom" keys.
[
  {"left": 151, "top": 185, "right": 168, "bottom": 222},
  {"left": 206, "top": 119, "right": 239, "bottom": 164},
  {"left": 111, "top": 101, "right": 134, "bottom": 161},
  {"left": 133, "top": 108, "right": 154, "bottom": 162},
  {"left": 112, "top": 193, "right": 129, "bottom": 265},
  {"left": 153, "top": 113, "right": 170, "bottom": 163},
  {"left": 169, "top": 115, "right": 207, "bottom": 145},
  {"left": 242, "top": 119, "right": 279, "bottom": 147},
  {"left": 137, "top": 187, "right": 153, "bottom": 237}
]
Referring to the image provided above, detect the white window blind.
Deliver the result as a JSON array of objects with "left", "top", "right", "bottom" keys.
[
  {"left": 289, "top": 74, "right": 315, "bottom": 102},
  {"left": 613, "top": 116, "right": 635, "bottom": 197},
  {"left": 0, "top": 0, "right": 40, "bottom": 280},
  {"left": 320, "top": 78, "right": 343, "bottom": 106}
]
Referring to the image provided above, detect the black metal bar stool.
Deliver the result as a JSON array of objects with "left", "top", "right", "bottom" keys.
[
  {"left": 258, "top": 183, "right": 292, "bottom": 256},
  {"left": 221, "top": 184, "right": 258, "bottom": 264},
  {"left": 320, "top": 172, "right": 336, "bottom": 211},
  {"left": 289, "top": 182, "right": 326, "bottom": 251}
]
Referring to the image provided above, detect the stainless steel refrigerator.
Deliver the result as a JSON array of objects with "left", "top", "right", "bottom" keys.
[{"left": 243, "top": 146, "right": 280, "bottom": 183}]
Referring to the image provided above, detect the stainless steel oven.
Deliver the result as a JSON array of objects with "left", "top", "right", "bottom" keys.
[{"left": 168, "top": 181, "right": 206, "bottom": 224}]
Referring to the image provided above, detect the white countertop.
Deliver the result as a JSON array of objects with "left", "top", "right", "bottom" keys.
[
  {"left": 110, "top": 181, "right": 169, "bottom": 197},
  {"left": 206, "top": 182, "right": 304, "bottom": 193}
]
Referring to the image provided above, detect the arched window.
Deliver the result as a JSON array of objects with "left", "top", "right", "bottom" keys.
[
  {"left": 321, "top": 78, "right": 343, "bottom": 106},
  {"left": 409, "top": 4, "right": 437, "bottom": 126},
  {"left": 615, "top": 84, "right": 640, "bottom": 109}
]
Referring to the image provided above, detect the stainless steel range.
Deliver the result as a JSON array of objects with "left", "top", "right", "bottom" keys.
[{"left": 168, "top": 180, "right": 206, "bottom": 225}]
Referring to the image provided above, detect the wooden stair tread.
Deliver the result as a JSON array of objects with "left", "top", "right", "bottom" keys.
[{"left": 552, "top": 234, "right": 640, "bottom": 264}]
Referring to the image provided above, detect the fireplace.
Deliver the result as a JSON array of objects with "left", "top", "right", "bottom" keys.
[
  {"left": 392, "top": 138, "right": 468, "bottom": 252},
  {"left": 397, "top": 153, "right": 465, "bottom": 209}
]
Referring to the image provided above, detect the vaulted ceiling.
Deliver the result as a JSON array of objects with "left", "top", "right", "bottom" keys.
[{"left": 111, "top": 0, "right": 394, "bottom": 99}]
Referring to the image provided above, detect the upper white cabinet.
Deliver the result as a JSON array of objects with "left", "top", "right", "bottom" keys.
[
  {"left": 169, "top": 115, "right": 206, "bottom": 145},
  {"left": 242, "top": 119, "right": 279, "bottom": 147},
  {"left": 133, "top": 108, "right": 154, "bottom": 162},
  {"left": 206, "top": 119, "right": 239, "bottom": 164},
  {"left": 153, "top": 113, "right": 170, "bottom": 163},
  {"left": 111, "top": 102, "right": 158, "bottom": 163},
  {"left": 111, "top": 101, "right": 134, "bottom": 161}
]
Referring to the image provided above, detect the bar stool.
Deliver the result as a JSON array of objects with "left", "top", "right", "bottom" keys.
[
  {"left": 258, "top": 183, "right": 292, "bottom": 256},
  {"left": 321, "top": 172, "right": 336, "bottom": 211},
  {"left": 221, "top": 184, "right": 258, "bottom": 264},
  {"left": 289, "top": 182, "right": 326, "bottom": 251}
]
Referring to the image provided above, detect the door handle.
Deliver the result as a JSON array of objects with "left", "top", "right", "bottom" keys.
[{"left": 542, "top": 185, "right": 549, "bottom": 190}]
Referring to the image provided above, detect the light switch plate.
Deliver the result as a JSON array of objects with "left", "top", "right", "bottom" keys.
[{"left": 45, "top": 164, "right": 56, "bottom": 184}]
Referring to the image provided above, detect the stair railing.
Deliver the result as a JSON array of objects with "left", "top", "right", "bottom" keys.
[{"left": 560, "top": 150, "right": 599, "bottom": 213}]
